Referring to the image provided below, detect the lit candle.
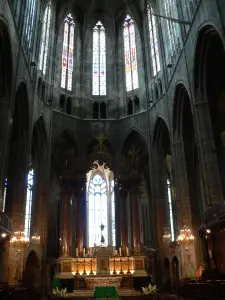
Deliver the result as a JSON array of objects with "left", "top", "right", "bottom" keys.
[
  {"left": 83, "top": 248, "right": 85, "bottom": 257},
  {"left": 76, "top": 248, "right": 78, "bottom": 257}
]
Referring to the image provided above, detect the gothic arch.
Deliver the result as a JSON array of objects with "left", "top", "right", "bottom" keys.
[
  {"left": 121, "top": 129, "right": 148, "bottom": 152},
  {"left": 0, "top": 17, "right": 13, "bottom": 99},
  {"left": 172, "top": 83, "right": 192, "bottom": 137},
  {"left": 194, "top": 24, "right": 225, "bottom": 101},
  {"left": 152, "top": 117, "right": 170, "bottom": 148},
  {"left": 5, "top": 82, "right": 30, "bottom": 225},
  {"left": 194, "top": 24, "right": 225, "bottom": 197}
]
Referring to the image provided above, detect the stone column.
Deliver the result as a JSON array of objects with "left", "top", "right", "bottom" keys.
[
  {"left": 61, "top": 187, "right": 73, "bottom": 257},
  {"left": 129, "top": 178, "right": 141, "bottom": 255},
  {"left": 193, "top": 100, "right": 223, "bottom": 204},
  {"left": 75, "top": 185, "right": 83, "bottom": 256},
  {"left": 172, "top": 141, "right": 192, "bottom": 229},
  {"left": 120, "top": 189, "right": 128, "bottom": 255}
]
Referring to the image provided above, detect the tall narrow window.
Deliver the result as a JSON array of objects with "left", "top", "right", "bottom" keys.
[
  {"left": 167, "top": 179, "right": 175, "bottom": 241},
  {"left": 123, "top": 15, "right": 139, "bottom": 92},
  {"left": 88, "top": 174, "right": 108, "bottom": 247},
  {"left": 24, "top": 0, "right": 37, "bottom": 51},
  {"left": 147, "top": 5, "right": 160, "bottom": 76},
  {"left": 61, "top": 14, "right": 75, "bottom": 91},
  {"left": 39, "top": 2, "right": 52, "bottom": 75},
  {"left": 111, "top": 179, "right": 116, "bottom": 246},
  {"left": 2, "top": 178, "right": 7, "bottom": 212},
  {"left": 162, "top": 0, "right": 181, "bottom": 63},
  {"left": 92, "top": 21, "right": 106, "bottom": 96},
  {"left": 25, "top": 169, "right": 34, "bottom": 239}
]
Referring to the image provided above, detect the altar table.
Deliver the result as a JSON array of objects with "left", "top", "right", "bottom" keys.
[{"left": 93, "top": 286, "right": 119, "bottom": 298}]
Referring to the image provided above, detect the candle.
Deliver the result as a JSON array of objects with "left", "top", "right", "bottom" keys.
[
  {"left": 119, "top": 247, "right": 122, "bottom": 256},
  {"left": 83, "top": 248, "right": 85, "bottom": 257},
  {"left": 76, "top": 248, "right": 78, "bottom": 257},
  {"left": 126, "top": 247, "right": 129, "bottom": 256}
]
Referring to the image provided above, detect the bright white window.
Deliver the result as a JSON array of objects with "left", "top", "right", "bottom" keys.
[
  {"left": 87, "top": 172, "right": 115, "bottom": 248},
  {"left": 39, "top": 2, "right": 52, "bottom": 75},
  {"left": 2, "top": 178, "right": 7, "bottom": 212},
  {"left": 147, "top": 5, "right": 161, "bottom": 76},
  {"left": 111, "top": 179, "right": 116, "bottom": 246},
  {"left": 123, "top": 15, "right": 139, "bottom": 92},
  {"left": 92, "top": 21, "right": 106, "bottom": 96},
  {"left": 24, "top": 169, "right": 34, "bottom": 239},
  {"left": 167, "top": 179, "right": 175, "bottom": 241},
  {"left": 61, "top": 14, "right": 75, "bottom": 91},
  {"left": 24, "top": 0, "right": 37, "bottom": 50}
]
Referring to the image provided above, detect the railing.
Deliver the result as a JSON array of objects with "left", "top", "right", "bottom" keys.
[{"left": 0, "top": 211, "right": 12, "bottom": 234}]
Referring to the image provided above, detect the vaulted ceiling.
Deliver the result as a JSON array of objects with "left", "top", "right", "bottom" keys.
[{"left": 54, "top": 0, "right": 148, "bottom": 24}]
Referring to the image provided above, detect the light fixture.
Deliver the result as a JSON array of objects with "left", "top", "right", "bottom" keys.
[
  {"left": 206, "top": 229, "right": 211, "bottom": 234},
  {"left": 31, "top": 233, "right": 40, "bottom": 245},
  {"left": 1, "top": 233, "right": 7, "bottom": 238},
  {"left": 163, "top": 227, "right": 172, "bottom": 244},
  {"left": 10, "top": 231, "right": 29, "bottom": 247},
  {"left": 177, "top": 225, "right": 195, "bottom": 245}
]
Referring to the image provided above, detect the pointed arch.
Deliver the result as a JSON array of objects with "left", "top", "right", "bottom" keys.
[
  {"left": 123, "top": 15, "right": 139, "bottom": 91},
  {"left": 121, "top": 129, "right": 148, "bottom": 152},
  {"left": 61, "top": 13, "right": 75, "bottom": 91},
  {"left": 92, "top": 21, "right": 106, "bottom": 96},
  {"left": 39, "top": 2, "right": 52, "bottom": 75}
]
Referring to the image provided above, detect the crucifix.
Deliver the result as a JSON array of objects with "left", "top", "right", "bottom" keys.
[{"left": 96, "top": 133, "right": 105, "bottom": 150}]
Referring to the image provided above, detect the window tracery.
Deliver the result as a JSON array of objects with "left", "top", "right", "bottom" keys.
[
  {"left": 39, "top": 2, "right": 52, "bottom": 75},
  {"left": 61, "top": 14, "right": 75, "bottom": 91},
  {"left": 161, "top": 0, "right": 181, "bottom": 63},
  {"left": 87, "top": 172, "right": 115, "bottom": 248},
  {"left": 92, "top": 21, "right": 106, "bottom": 96},
  {"left": 123, "top": 15, "right": 139, "bottom": 92},
  {"left": 24, "top": 0, "right": 37, "bottom": 51},
  {"left": 25, "top": 169, "right": 34, "bottom": 239},
  {"left": 167, "top": 178, "right": 175, "bottom": 241},
  {"left": 147, "top": 5, "right": 160, "bottom": 76}
]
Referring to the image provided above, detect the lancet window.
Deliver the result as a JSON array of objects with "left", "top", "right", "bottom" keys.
[
  {"left": 147, "top": 5, "right": 161, "bottom": 76},
  {"left": 92, "top": 21, "right": 106, "bottom": 96},
  {"left": 39, "top": 2, "right": 52, "bottom": 75},
  {"left": 61, "top": 14, "right": 75, "bottom": 91},
  {"left": 123, "top": 15, "right": 139, "bottom": 92}
]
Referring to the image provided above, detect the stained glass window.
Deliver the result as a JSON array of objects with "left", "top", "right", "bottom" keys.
[
  {"left": 147, "top": 5, "right": 160, "bottom": 76},
  {"left": 25, "top": 169, "right": 34, "bottom": 239},
  {"left": 24, "top": 0, "right": 37, "bottom": 51},
  {"left": 61, "top": 14, "right": 75, "bottom": 91},
  {"left": 39, "top": 2, "right": 52, "bottom": 75},
  {"left": 123, "top": 15, "right": 139, "bottom": 92},
  {"left": 167, "top": 179, "right": 175, "bottom": 241},
  {"left": 92, "top": 21, "right": 106, "bottom": 96},
  {"left": 162, "top": 0, "right": 181, "bottom": 63}
]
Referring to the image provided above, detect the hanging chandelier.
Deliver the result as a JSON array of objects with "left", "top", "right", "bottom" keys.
[
  {"left": 177, "top": 225, "right": 195, "bottom": 245},
  {"left": 31, "top": 233, "right": 41, "bottom": 245},
  {"left": 10, "top": 231, "right": 29, "bottom": 247},
  {"left": 163, "top": 227, "right": 172, "bottom": 244}
]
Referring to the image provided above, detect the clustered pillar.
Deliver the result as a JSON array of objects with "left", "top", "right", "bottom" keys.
[{"left": 61, "top": 187, "right": 73, "bottom": 257}]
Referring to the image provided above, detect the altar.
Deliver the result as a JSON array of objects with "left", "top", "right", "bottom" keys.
[{"left": 55, "top": 246, "right": 147, "bottom": 292}]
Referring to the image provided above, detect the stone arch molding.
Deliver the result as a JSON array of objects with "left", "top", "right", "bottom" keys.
[
  {"left": 194, "top": 23, "right": 225, "bottom": 103},
  {"left": 120, "top": 128, "right": 149, "bottom": 153}
]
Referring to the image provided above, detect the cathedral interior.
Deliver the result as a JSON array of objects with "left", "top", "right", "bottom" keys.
[{"left": 1, "top": 0, "right": 225, "bottom": 299}]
